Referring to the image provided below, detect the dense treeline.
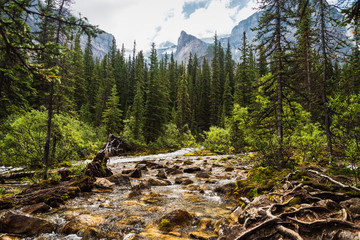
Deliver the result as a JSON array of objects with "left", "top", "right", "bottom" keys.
[{"left": 0, "top": 0, "right": 359, "bottom": 175}]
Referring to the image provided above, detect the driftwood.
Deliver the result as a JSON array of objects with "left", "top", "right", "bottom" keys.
[{"left": 103, "top": 134, "right": 131, "bottom": 157}]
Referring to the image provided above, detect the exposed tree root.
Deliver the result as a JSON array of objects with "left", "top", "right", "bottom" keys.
[{"left": 223, "top": 169, "right": 360, "bottom": 240}]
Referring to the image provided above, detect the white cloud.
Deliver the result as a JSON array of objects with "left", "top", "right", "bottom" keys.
[{"left": 71, "top": 0, "right": 257, "bottom": 53}]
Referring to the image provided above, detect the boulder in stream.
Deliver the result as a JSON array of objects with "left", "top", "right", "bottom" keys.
[
  {"left": 148, "top": 178, "right": 171, "bottom": 186},
  {"left": 60, "top": 214, "right": 105, "bottom": 235},
  {"left": 106, "top": 174, "right": 131, "bottom": 187},
  {"left": 22, "top": 202, "right": 51, "bottom": 214},
  {"left": 94, "top": 177, "right": 115, "bottom": 189},
  {"left": 158, "top": 210, "right": 194, "bottom": 230},
  {"left": 183, "top": 167, "right": 201, "bottom": 173},
  {"left": 0, "top": 211, "right": 55, "bottom": 236}
]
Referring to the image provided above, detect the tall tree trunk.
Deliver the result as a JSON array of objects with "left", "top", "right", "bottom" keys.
[
  {"left": 43, "top": 81, "right": 54, "bottom": 180},
  {"left": 43, "top": 0, "right": 66, "bottom": 179},
  {"left": 305, "top": 34, "right": 312, "bottom": 120},
  {"left": 275, "top": 1, "right": 284, "bottom": 164},
  {"left": 320, "top": 0, "right": 333, "bottom": 157}
]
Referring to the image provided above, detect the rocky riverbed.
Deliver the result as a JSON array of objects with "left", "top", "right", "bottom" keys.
[
  {"left": 0, "top": 150, "right": 249, "bottom": 240},
  {"left": 2, "top": 149, "right": 360, "bottom": 240}
]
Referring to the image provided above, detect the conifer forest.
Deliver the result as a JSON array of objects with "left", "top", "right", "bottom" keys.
[{"left": 1, "top": 0, "right": 360, "bottom": 239}]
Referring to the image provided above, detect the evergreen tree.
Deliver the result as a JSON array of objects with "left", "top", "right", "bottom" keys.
[
  {"left": 222, "top": 73, "right": 233, "bottom": 122},
  {"left": 314, "top": 0, "right": 347, "bottom": 157},
  {"left": 129, "top": 50, "right": 146, "bottom": 140},
  {"left": 102, "top": 85, "right": 123, "bottom": 135},
  {"left": 198, "top": 58, "right": 211, "bottom": 132},
  {"left": 143, "top": 43, "right": 168, "bottom": 143},
  {"left": 225, "top": 41, "right": 235, "bottom": 97},
  {"left": 94, "top": 55, "right": 115, "bottom": 126},
  {"left": 210, "top": 34, "right": 222, "bottom": 126},
  {"left": 176, "top": 68, "right": 191, "bottom": 131},
  {"left": 254, "top": 0, "right": 295, "bottom": 164}
]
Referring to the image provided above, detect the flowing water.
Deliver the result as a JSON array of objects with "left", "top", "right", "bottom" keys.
[{"left": 1, "top": 149, "right": 250, "bottom": 240}]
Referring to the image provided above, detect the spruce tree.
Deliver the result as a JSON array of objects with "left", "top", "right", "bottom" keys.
[
  {"left": 198, "top": 58, "right": 211, "bottom": 132},
  {"left": 210, "top": 34, "right": 222, "bottom": 126},
  {"left": 254, "top": 0, "right": 295, "bottom": 165},
  {"left": 143, "top": 43, "right": 168, "bottom": 143},
  {"left": 176, "top": 68, "right": 191, "bottom": 131},
  {"left": 102, "top": 85, "right": 123, "bottom": 135}
]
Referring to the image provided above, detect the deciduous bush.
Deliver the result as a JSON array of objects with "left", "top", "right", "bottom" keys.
[{"left": 0, "top": 110, "right": 103, "bottom": 168}]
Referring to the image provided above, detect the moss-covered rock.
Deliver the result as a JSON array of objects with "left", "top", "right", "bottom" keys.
[{"left": 157, "top": 210, "right": 193, "bottom": 231}]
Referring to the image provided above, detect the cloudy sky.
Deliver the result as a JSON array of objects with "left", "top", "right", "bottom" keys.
[{"left": 71, "top": 0, "right": 258, "bottom": 51}]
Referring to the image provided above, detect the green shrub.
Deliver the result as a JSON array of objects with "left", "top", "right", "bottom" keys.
[
  {"left": 0, "top": 110, "right": 103, "bottom": 168},
  {"left": 203, "top": 126, "right": 232, "bottom": 154}
]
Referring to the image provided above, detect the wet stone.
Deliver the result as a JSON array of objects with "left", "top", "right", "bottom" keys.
[
  {"left": 156, "top": 169, "right": 167, "bottom": 179},
  {"left": 0, "top": 211, "right": 55, "bottom": 236},
  {"left": 183, "top": 167, "right": 202, "bottom": 173},
  {"left": 148, "top": 178, "right": 171, "bottom": 186},
  {"left": 224, "top": 167, "right": 234, "bottom": 172},
  {"left": 165, "top": 168, "right": 183, "bottom": 176},
  {"left": 106, "top": 174, "right": 131, "bottom": 187},
  {"left": 22, "top": 202, "right": 51, "bottom": 214},
  {"left": 196, "top": 171, "right": 211, "bottom": 178}
]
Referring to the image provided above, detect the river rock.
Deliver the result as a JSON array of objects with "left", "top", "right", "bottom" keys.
[
  {"left": 22, "top": 202, "right": 51, "bottom": 214},
  {"left": 156, "top": 169, "right": 167, "bottom": 179},
  {"left": 94, "top": 178, "right": 115, "bottom": 188},
  {"left": 136, "top": 161, "right": 163, "bottom": 170},
  {"left": 175, "top": 177, "right": 191, "bottom": 185},
  {"left": 198, "top": 218, "right": 213, "bottom": 230},
  {"left": 175, "top": 177, "right": 194, "bottom": 185},
  {"left": 129, "top": 168, "right": 142, "bottom": 178},
  {"left": 224, "top": 167, "right": 234, "bottom": 172},
  {"left": 158, "top": 209, "right": 193, "bottom": 228},
  {"left": 148, "top": 178, "right": 171, "bottom": 186},
  {"left": 106, "top": 174, "right": 131, "bottom": 187},
  {"left": 196, "top": 171, "right": 211, "bottom": 178},
  {"left": 82, "top": 227, "right": 103, "bottom": 240},
  {"left": 84, "top": 151, "right": 112, "bottom": 179},
  {"left": 0, "top": 234, "right": 21, "bottom": 240},
  {"left": 0, "top": 211, "right": 55, "bottom": 236},
  {"left": 165, "top": 168, "right": 183, "bottom": 175},
  {"left": 189, "top": 231, "right": 218, "bottom": 240},
  {"left": 60, "top": 214, "right": 105, "bottom": 235},
  {"left": 115, "top": 216, "right": 143, "bottom": 230},
  {"left": 183, "top": 167, "right": 201, "bottom": 173},
  {"left": 214, "top": 182, "right": 236, "bottom": 195}
]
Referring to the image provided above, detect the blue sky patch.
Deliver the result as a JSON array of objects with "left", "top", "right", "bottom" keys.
[{"left": 182, "top": 0, "right": 210, "bottom": 19}]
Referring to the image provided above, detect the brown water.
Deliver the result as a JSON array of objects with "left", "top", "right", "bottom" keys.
[{"left": 2, "top": 150, "right": 250, "bottom": 240}]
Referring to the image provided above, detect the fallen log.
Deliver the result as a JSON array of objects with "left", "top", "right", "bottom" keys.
[
  {"left": 307, "top": 169, "right": 360, "bottom": 193},
  {"left": 0, "top": 171, "right": 35, "bottom": 180}
]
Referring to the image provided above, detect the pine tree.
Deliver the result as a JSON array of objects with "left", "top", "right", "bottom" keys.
[
  {"left": 210, "top": 34, "right": 222, "bottom": 126},
  {"left": 225, "top": 41, "right": 235, "bottom": 97},
  {"left": 198, "top": 58, "right": 211, "bottom": 132},
  {"left": 222, "top": 73, "right": 233, "bottom": 122},
  {"left": 143, "top": 43, "right": 168, "bottom": 143},
  {"left": 94, "top": 55, "right": 115, "bottom": 126},
  {"left": 254, "top": 0, "right": 295, "bottom": 165},
  {"left": 102, "top": 85, "right": 123, "bottom": 135},
  {"left": 130, "top": 50, "right": 146, "bottom": 140},
  {"left": 176, "top": 68, "right": 191, "bottom": 131},
  {"left": 72, "top": 32, "right": 86, "bottom": 111},
  {"left": 314, "top": 0, "right": 347, "bottom": 157}
]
